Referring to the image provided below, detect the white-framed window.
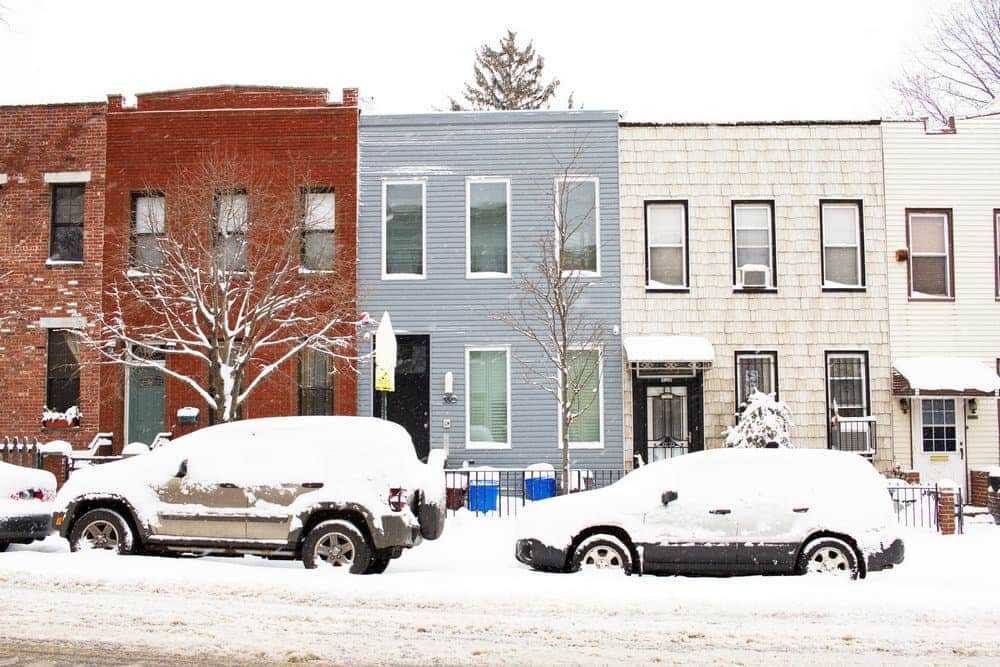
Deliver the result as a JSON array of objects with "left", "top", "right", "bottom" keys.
[
  {"left": 821, "top": 201, "right": 864, "bottom": 288},
  {"left": 564, "top": 348, "right": 604, "bottom": 448},
  {"left": 131, "top": 192, "right": 165, "bottom": 269},
  {"left": 382, "top": 180, "right": 426, "bottom": 279},
  {"left": 734, "top": 351, "right": 777, "bottom": 411},
  {"left": 556, "top": 177, "right": 600, "bottom": 275},
  {"left": 301, "top": 188, "right": 336, "bottom": 271},
  {"left": 465, "top": 347, "right": 511, "bottom": 449},
  {"left": 732, "top": 202, "right": 775, "bottom": 288},
  {"left": 645, "top": 201, "right": 688, "bottom": 289},
  {"left": 466, "top": 178, "right": 510, "bottom": 278},
  {"left": 213, "top": 190, "right": 248, "bottom": 272},
  {"left": 920, "top": 399, "right": 957, "bottom": 453},
  {"left": 907, "top": 210, "right": 952, "bottom": 298}
]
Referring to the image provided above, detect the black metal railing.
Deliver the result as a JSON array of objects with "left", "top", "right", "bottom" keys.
[
  {"left": 445, "top": 468, "right": 628, "bottom": 517},
  {"left": 829, "top": 417, "right": 876, "bottom": 456},
  {"left": 887, "top": 484, "right": 964, "bottom": 534}
]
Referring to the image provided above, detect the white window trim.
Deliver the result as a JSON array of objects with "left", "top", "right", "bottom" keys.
[
  {"left": 0, "top": 174, "right": 8, "bottom": 185},
  {"left": 465, "top": 346, "right": 512, "bottom": 450},
  {"left": 465, "top": 177, "right": 512, "bottom": 279},
  {"left": 45, "top": 171, "right": 91, "bottom": 184},
  {"left": 381, "top": 178, "right": 427, "bottom": 281},
  {"left": 555, "top": 176, "right": 601, "bottom": 278},
  {"left": 557, "top": 346, "right": 605, "bottom": 450},
  {"left": 821, "top": 203, "right": 864, "bottom": 288},
  {"left": 907, "top": 212, "right": 952, "bottom": 298},
  {"left": 735, "top": 351, "right": 778, "bottom": 405},
  {"left": 826, "top": 351, "right": 869, "bottom": 415},
  {"left": 646, "top": 202, "right": 687, "bottom": 289},
  {"left": 733, "top": 203, "right": 774, "bottom": 288},
  {"left": 39, "top": 316, "right": 86, "bottom": 329}
]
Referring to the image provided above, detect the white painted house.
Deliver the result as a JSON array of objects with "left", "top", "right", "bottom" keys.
[{"left": 882, "top": 112, "right": 1000, "bottom": 493}]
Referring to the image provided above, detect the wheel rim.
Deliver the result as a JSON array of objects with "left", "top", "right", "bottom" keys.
[
  {"left": 314, "top": 532, "right": 355, "bottom": 567},
  {"left": 80, "top": 520, "right": 120, "bottom": 550},
  {"left": 807, "top": 546, "right": 851, "bottom": 575},
  {"left": 581, "top": 545, "right": 624, "bottom": 570}
]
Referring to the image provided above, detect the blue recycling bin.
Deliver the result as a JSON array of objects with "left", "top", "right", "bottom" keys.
[
  {"left": 468, "top": 483, "right": 499, "bottom": 513},
  {"left": 524, "top": 477, "right": 556, "bottom": 501}
]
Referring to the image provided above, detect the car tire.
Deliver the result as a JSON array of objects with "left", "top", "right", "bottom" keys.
[
  {"left": 302, "top": 520, "right": 372, "bottom": 574},
  {"left": 571, "top": 534, "right": 633, "bottom": 574},
  {"left": 798, "top": 536, "right": 860, "bottom": 579},
  {"left": 0, "top": 541, "right": 8, "bottom": 553},
  {"left": 365, "top": 552, "right": 392, "bottom": 575},
  {"left": 69, "top": 508, "right": 136, "bottom": 554}
]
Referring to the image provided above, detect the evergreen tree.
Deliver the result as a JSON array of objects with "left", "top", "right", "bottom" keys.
[
  {"left": 724, "top": 391, "right": 795, "bottom": 449},
  {"left": 451, "top": 31, "right": 561, "bottom": 111}
]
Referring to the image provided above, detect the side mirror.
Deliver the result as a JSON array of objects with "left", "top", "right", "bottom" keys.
[
  {"left": 175, "top": 459, "right": 188, "bottom": 478},
  {"left": 661, "top": 490, "right": 678, "bottom": 506}
]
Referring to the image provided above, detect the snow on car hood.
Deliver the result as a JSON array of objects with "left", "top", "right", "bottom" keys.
[{"left": 0, "top": 461, "right": 57, "bottom": 519}]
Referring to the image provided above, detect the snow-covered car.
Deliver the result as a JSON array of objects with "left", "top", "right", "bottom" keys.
[
  {"left": 515, "top": 449, "right": 903, "bottom": 579},
  {"left": 55, "top": 417, "right": 446, "bottom": 573},
  {"left": 0, "top": 461, "right": 57, "bottom": 551}
]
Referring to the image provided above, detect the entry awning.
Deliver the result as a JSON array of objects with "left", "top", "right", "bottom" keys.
[
  {"left": 892, "top": 357, "right": 1000, "bottom": 397},
  {"left": 624, "top": 335, "right": 715, "bottom": 370}
]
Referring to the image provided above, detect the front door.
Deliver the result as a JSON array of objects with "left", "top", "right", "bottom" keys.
[
  {"left": 127, "top": 353, "right": 165, "bottom": 446},
  {"left": 912, "top": 398, "right": 966, "bottom": 492},
  {"left": 633, "top": 373, "right": 704, "bottom": 466},
  {"left": 373, "top": 334, "right": 431, "bottom": 461}
]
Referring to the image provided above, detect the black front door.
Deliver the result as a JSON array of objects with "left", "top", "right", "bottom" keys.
[
  {"left": 373, "top": 335, "right": 430, "bottom": 461},
  {"left": 632, "top": 372, "right": 704, "bottom": 465}
]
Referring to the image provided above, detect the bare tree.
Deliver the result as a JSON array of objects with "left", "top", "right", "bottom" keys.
[
  {"left": 493, "top": 145, "right": 604, "bottom": 494},
  {"left": 893, "top": 0, "right": 1000, "bottom": 125},
  {"left": 84, "top": 154, "right": 360, "bottom": 423}
]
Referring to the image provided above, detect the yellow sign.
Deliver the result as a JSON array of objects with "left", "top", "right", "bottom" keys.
[
  {"left": 930, "top": 455, "right": 950, "bottom": 462},
  {"left": 375, "top": 365, "right": 395, "bottom": 392}
]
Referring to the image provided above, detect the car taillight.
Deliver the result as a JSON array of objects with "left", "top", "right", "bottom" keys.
[
  {"left": 388, "top": 488, "right": 408, "bottom": 512},
  {"left": 8, "top": 488, "right": 53, "bottom": 501}
]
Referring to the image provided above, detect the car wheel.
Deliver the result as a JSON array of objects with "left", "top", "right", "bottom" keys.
[
  {"left": 302, "top": 520, "right": 372, "bottom": 574},
  {"left": 798, "top": 537, "right": 859, "bottom": 579},
  {"left": 571, "top": 534, "right": 633, "bottom": 574},
  {"left": 69, "top": 509, "right": 136, "bottom": 554},
  {"left": 0, "top": 541, "right": 8, "bottom": 553},
  {"left": 365, "top": 552, "right": 392, "bottom": 575}
]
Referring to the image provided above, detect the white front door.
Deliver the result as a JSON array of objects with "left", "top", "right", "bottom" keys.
[{"left": 912, "top": 398, "right": 966, "bottom": 493}]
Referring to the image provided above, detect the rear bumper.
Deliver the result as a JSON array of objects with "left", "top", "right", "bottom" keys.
[
  {"left": 866, "top": 538, "right": 905, "bottom": 572},
  {"left": 515, "top": 538, "right": 569, "bottom": 571},
  {"left": 0, "top": 513, "right": 53, "bottom": 543},
  {"left": 375, "top": 514, "right": 422, "bottom": 550}
]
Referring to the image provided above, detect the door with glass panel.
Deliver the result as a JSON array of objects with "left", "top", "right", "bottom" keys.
[
  {"left": 912, "top": 398, "right": 966, "bottom": 492},
  {"left": 647, "top": 386, "right": 688, "bottom": 461}
]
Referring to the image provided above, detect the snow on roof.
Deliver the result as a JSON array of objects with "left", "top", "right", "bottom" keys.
[
  {"left": 623, "top": 336, "right": 715, "bottom": 364},
  {"left": 893, "top": 357, "right": 1000, "bottom": 395}
]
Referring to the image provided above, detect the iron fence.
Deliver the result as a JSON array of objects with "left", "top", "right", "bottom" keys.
[
  {"left": 887, "top": 484, "right": 963, "bottom": 534},
  {"left": 445, "top": 468, "right": 628, "bottom": 517}
]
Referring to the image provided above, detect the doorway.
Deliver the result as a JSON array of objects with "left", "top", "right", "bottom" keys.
[
  {"left": 633, "top": 373, "right": 703, "bottom": 465},
  {"left": 911, "top": 397, "right": 966, "bottom": 493},
  {"left": 373, "top": 335, "right": 430, "bottom": 461},
  {"left": 126, "top": 348, "right": 166, "bottom": 446}
]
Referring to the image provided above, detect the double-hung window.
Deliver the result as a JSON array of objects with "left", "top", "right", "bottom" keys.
[
  {"left": 557, "top": 177, "right": 599, "bottom": 274},
  {"left": 383, "top": 181, "right": 425, "bottom": 278},
  {"left": 301, "top": 188, "right": 336, "bottom": 271},
  {"left": 46, "top": 329, "right": 81, "bottom": 417},
  {"left": 645, "top": 201, "right": 688, "bottom": 289},
  {"left": 50, "top": 184, "right": 85, "bottom": 262},
  {"left": 734, "top": 351, "right": 777, "bottom": 411},
  {"left": 907, "top": 209, "right": 953, "bottom": 298},
  {"left": 467, "top": 179, "right": 509, "bottom": 277},
  {"left": 567, "top": 349, "right": 603, "bottom": 448},
  {"left": 466, "top": 348, "right": 510, "bottom": 448},
  {"left": 214, "top": 190, "right": 248, "bottom": 272},
  {"left": 299, "top": 348, "right": 335, "bottom": 416},
  {"left": 820, "top": 201, "right": 864, "bottom": 288},
  {"left": 732, "top": 202, "right": 776, "bottom": 288},
  {"left": 131, "top": 193, "right": 166, "bottom": 269},
  {"left": 825, "top": 352, "right": 872, "bottom": 453}
]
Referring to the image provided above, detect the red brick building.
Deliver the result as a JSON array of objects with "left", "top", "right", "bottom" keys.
[{"left": 0, "top": 101, "right": 108, "bottom": 449}]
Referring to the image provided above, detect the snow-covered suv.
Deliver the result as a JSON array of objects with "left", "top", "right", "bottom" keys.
[{"left": 55, "top": 417, "right": 446, "bottom": 574}]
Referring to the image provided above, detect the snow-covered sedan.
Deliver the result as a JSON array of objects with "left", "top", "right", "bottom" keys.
[
  {"left": 55, "top": 417, "right": 446, "bottom": 574},
  {"left": 0, "top": 461, "right": 57, "bottom": 551},
  {"left": 516, "top": 449, "right": 903, "bottom": 579}
]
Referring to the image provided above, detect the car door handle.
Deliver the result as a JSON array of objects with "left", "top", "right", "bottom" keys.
[
  {"left": 709, "top": 509, "right": 731, "bottom": 515},
  {"left": 793, "top": 507, "right": 810, "bottom": 514},
  {"left": 219, "top": 483, "right": 238, "bottom": 489},
  {"left": 302, "top": 482, "right": 324, "bottom": 489}
]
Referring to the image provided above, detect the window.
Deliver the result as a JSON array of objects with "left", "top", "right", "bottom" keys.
[
  {"left": 467, "top": 179, "right": 509, "bottom": 277},
  {"left": 130, "top": 193, "right": 165, "bottom": 269},
  {"left": 734, "top": 351, "right": 777, "bottom": 410},
  {"left": 383, "top": 181, "right": 425, "bottom": 278},
  {"left": 826, "top": 352, "right": 869, "bottom": 418},
  {"left": 567, "top": 349, "right": 602, "bottom": 447},
  {"left": 907, "top": 209, "right": 953, "bottom": 298},
  {"left": 821, "top": 201, "right": 864, "bottom": 288},
  {"left": 994, "top": 210, "right": 999, "bottom": 299},
  {"left": 732, "top": 201, "right": 776, "bottom": 288},
  {"left": 645, "top": 201, "right": 688, "bottom": 289},
  {"left": 466, "top": 348, "right": 510, "bottom": 448},
  {"left": 46, "top": 329, "right": 81, "bottom": 415},
  {"left": 557, "top": 178, "right": 599, "bottom": 274},
  {"left": 50, "top": 184, "right": 85, "bottom": 262},
  {"left": 301, "top": 189, "right": 336, "bottom": 271},
  {"left": 214, "top": 190, "right": 248, "bottom": 271},
  {"left": 921, "top": 399, "right": 957, "bottom": 452},
  {"left": 299, "top": 348, "right": 335, "bottom": 416}
]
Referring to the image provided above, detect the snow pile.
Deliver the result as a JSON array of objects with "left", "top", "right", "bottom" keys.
[
  {"left": 724, "top": 390, "right": 794, "bottom": 448},
  {"left": 894, "top": 357, "right": 1000, "bottom": 394},
  {"left": 42, "top": 406, "right": 81, "bottom": 423},
  {"left": 122, "top": 442, "right": 150, "bottom": 456},
  {"left": 0, "top": 461, "right": 57, "bottom": 518},
  {"left": 38, "top": 440, "right": 74, "bottom": 456}
]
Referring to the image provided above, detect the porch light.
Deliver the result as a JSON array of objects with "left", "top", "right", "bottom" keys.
[
  {"left": 899, "top": 398, "right": 910, "bottom": 414},
  {"left": 968, "top": 398, "right": 978, "bottom": 415},
  {"left": 659, "top": 390, "right": 675, "bottom": 401},
  {"left": 443, "top": 371, "right": 457, "bottom": 404}
]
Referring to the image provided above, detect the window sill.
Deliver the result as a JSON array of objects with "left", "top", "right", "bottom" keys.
[
  {"left": 464, "top": 442, "right": 512, "bottom": 450},
  {"left": 299, "top": 267, "right": 336, "bottom": 275},
  {"left": 822, "top": 286, "right": 866, "bottom": 293},
  {"left": 732, "top": 287, "right": 778, "bottom": 294},
  {"left": 562, "top": 271, "right": 601, "bottom": 279},
  {"left": 41, "top": 424, "right": 81, "bottom": 432},
  {"left": 646, "top": 286, "right": 689, "bottom": 293},
  {"left": 466, "top": 273, "right": 511, "bottom": 280},
  {"left": 382, "top": 274, "right": 426, "bottom": 281},
  {"left": 567, "top": 442, "right": 604, "bottom": 450},
  {"left": 45, "top": 259, "right": 84, "bottom": 267},
  {"left": 907, "top": 296, "right": 955, "bottom": 303}
]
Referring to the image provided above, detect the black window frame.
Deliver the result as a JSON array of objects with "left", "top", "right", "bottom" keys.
[
  {"left": 819, "top": 199, "right": 866, "bottom": 291},
  {"left": 731, "top": 200, "right": 777, "bottom": 291},
  {"left": 823, "top": 350, "right": 871, "bottom": 419},
  {"left": 733, "top": 350, "right": 779, "bottom": 413},
  {"left": 644, "top": 199, "right": 690, "bottom": 292},
  {"left": 129, "top": 191, "right": 166, "bottom": 269},
  {"left": 45, "top": 328, "right": 81, "bottom": 417},
  {"left": 298, "top": 347, "right": 335, "bottom": 416},
  {"left": 49, "top": 184, "right": 85, "bottom": 262},
  {"left": 300, "top": 186, "right": 336, "bottom": 272}
]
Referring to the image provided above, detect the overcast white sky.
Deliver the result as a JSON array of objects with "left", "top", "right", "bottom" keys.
[{"left": 0, "top": 0, "right": 941, "bottom": 121}]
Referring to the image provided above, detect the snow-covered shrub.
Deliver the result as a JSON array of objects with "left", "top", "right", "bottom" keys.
[{"left": 724, "top": 390, "right": 794, "bottom": 448}]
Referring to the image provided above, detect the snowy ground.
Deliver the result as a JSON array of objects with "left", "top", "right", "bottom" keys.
[{"left": 1, "top": 513, "right": 999, "bottom": 666}]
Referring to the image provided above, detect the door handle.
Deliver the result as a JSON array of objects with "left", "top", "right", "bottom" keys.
[
  {"left": 793, "top": 507, "right": 810, "bottom": 514},
  {"left": 302, "top": 482, "right": 324, "bottom": 489},
  {"left": 219, "top": 483, "right": 238, "bottom": 489},
  {"left": 709, "top": 509, "right": 731, "bottom": 515}
]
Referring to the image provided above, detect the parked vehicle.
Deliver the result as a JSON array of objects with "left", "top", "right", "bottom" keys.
[
  {"left": 515, "top": 448, "right": 903, "bottom": 579},
  {"left": 0, "top": 461, "right": 57, "bottom": 551},
  {"left": 55, "top": 417, "right": 446, "bottom": 573}
]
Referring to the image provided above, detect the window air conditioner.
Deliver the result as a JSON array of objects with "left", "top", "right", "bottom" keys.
[{"left": 739, "top": 264, "right": 770, "bottom": 289}]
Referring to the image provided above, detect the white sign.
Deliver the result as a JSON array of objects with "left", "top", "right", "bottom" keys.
[{"left": 374, "top": 311, "right": 397, "bottom": 392}]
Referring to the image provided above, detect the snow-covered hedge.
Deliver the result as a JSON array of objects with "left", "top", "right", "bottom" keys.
[{"left": 724, "top": 391, "right": 794, "bottom": 448}]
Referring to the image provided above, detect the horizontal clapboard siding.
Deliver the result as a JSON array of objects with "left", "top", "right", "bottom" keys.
[{"left": 358, "top": 111, "right": 624, "bottom": 468}]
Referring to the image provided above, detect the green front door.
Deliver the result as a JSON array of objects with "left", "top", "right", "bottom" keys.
[{"left": 128, "top": 365, "right": 165, "bottom": 445}]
